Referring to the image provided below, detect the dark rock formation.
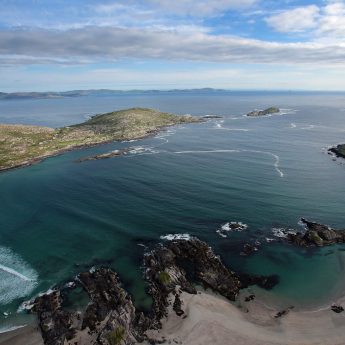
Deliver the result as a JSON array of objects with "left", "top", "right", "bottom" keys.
[
  {"left": 31, "top": 238, "right": 279, "bottom": 344},
  {"left": 241, "top": 243, "right": 258, "bottom": 256},
  {"left": 328, "top": 144, "right": 345, "bottom": 159},
  {"left": 244, "top": 294, "right": 255, "bottom": 302},
  {"left": 331, "top": 305, "right": 344, "bottom": 313},
  {"left": 32, "top": 290, "right": 75, "bottom": 345},
  {"left": 247, "top": 107, "right": 280, "bottom": 117},
  {"left": 144, "top": 238, "right": 278, "bottom": 327},
  {"left": 274, "top": 306, "right": 294, "bottom": 318},
  {"left": 287, "top": 218, "right": 345, "bottom": 247},
  {"left": 202, "top": 115, "right": 223, "bottom": 119},
  {"left": 77, "top": 148, "right": 131, "bottom": 162}
]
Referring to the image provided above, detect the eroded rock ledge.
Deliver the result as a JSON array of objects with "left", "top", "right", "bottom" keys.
[
  {"left": 288, "top": 218, "right": 345, "bottom": 247},
  {"left": 31, "top": 238, "right": 278, "bottom": 345}
]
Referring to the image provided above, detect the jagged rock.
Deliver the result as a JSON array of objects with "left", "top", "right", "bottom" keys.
[
  {"left": 331, "top": 305, "right": 344, "bottom": 313},
  {"left": 247, "top": 107, "right": 280, "bottom": 117},
  {"left": 244, "top": 294, "right": 255, "bottom": 302},
  {"left": 144, "top": 238, "right": 279, "bottom": 327},
  {"left": 32, "top": 290, "right": 75, "bottom": 345},
  {"left": 274, "top": 306, "right": 294, "bottom": 318},
  {"left": 287, "top": 219, "right": 345, "bottom": 247},
  {"left": 241, "top": 243, "right": 258, "bottom": 256},
  {"left": 32, "top": 238, "right": 279, "bottom": 344}
]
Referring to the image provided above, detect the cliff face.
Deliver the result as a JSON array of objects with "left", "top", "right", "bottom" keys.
[{"left": 31, "top": 238, "right": 278, "bottom": 345}]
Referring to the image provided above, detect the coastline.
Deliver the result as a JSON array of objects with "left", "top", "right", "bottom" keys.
[
  {"left": 144, "top": 288, "right": 345, "bottom": 345},
  {"left": 0, "top": 325, "right": 43, "bottom": 345},
  {"left": 0, "top": 122, "right": 195, "bottom": 174}
]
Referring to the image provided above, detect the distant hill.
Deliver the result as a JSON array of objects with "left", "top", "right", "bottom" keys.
[{"left": 0, "top": 88, "right": 227, "bottom": 100}]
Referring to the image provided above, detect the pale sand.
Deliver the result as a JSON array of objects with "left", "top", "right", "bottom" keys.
[
  {"left": 145, "top": 289, "right": 345, "bottom": 345},
  {"left": 0, "top": 325, "right": 43, "bottom": 345}
]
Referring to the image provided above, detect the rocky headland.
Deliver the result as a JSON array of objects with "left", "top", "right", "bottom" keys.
[
  {"left": 0, "top": 108, "right": 202, "bottom": 172},
  {"left": 247, "top": 107, "right": 280, "bottom": 117},
  {"left": 287, "top": 218, "right": 345, "bottom": 247},
  {"left": 28, "top": 238, "right": 278, "bottom": 345}
]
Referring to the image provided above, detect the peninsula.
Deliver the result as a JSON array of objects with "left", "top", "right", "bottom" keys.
[
  {"left": 0, "top": 108, "right": 201, "bottom": 172},
  {"left": 246, "top": 107, "right": 280, "bottom": 117}
]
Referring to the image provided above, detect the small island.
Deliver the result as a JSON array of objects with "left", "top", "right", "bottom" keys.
[
  {"left": 246, "top": 107, "right": 280, "bottom": 117},
  {"left": 328, "top": 144, "right": 345, "bottom": 159},
  {"left": 0, "top": 108, "right": 202, "bottom": 172}
]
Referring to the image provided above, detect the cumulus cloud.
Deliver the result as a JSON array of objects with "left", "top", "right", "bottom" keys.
[
  {"left": 265, "top": 5, "right": 320, "bottom": 33},
  {"left": 265, "top": 1, "right": 345, "bottom": 39},
  {"left": 0, "top": 26, "right": 344, "bottom": 66}
]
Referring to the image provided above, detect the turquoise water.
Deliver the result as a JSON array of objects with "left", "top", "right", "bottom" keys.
[{"left": 0, "top": 91, "right": 345, "bottom": 329}]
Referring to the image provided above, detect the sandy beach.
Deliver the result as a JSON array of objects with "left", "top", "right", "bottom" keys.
[
  {"left": 0, "top": 325, "right": 43, "bottom": 345},
  {"left": 1, "top": 289, "right": 345, "bottom": 345},
  {"left": 145, "top": 289, "right": 345, "bottom": 345}
]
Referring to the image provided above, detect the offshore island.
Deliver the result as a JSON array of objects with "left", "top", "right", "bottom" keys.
[{"left": 0, "top": 108, "right": 201, "bottom": 172}]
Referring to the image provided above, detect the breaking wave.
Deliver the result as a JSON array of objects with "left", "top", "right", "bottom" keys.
[
  {"left": 216, "top": 222, "right": 248, "bottom": 238},
  {"left": 174, "top": 149, "right": 284, "bottom": 177},
  {"left": 0, "top": 247, "right": 38, "bottom": 305},
  {"left": 160, "top": 234, "right": 191, "bottom": 241}
]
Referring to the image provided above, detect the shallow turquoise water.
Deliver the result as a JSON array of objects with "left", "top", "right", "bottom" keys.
[{"left": 0, "top": 91, "right": 345, "bottom": 329}]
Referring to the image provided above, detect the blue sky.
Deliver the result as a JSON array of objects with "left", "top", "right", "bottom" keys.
[{"left": 0, "top": 0, "right": 345, "bottom": 91}]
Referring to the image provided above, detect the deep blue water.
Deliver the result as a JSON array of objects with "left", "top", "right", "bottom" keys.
[{"left": 0, "top": 91, "right": 345, "bottom": 330}]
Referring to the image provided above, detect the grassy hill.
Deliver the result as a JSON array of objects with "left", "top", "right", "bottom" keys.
[{"left": 0, "top": 108, "right": 201, "bottom": 171}]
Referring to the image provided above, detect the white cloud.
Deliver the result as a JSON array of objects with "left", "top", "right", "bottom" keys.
[
  {"left": 0, "top": 26, "right": 345, "bottom": 66},
  {"left": 265, "top": 5, "right": 320, "bottom": 33},
  {"left": 265, "top": 1, "right": 345, "bottom": 40}
]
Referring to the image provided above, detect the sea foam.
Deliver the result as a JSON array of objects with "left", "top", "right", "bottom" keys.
[{"left": 0, "top": 246, "right": 38, "bottom": 305}]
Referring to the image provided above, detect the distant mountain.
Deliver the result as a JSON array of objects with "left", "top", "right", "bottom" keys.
[{"left": 0, "top": 88, "right": 227, "bottom": 100}]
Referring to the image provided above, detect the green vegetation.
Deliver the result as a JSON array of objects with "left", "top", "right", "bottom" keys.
[
  {"left": 106, "top": 326, "right": 126, "bottom": 345},
  {"left": 158, "top": 271, "right": 171, "bottom": 285},
  {"left": 247, "top": 106, "right": 280, "bottom": 117},
  {"left": 0, "top": 108, "right": 201, "bottom": 171}
]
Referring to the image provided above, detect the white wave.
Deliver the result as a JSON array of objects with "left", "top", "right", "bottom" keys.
[
  {"left": 128, "top": 146, "right": 160, "bottom": 155},
  {"left": 272, "top": 227, "right": 296, "bottom": 238},
  {"left": 290, "top": 123, "right": 297, "bottom": 128},
  {"left": 175, "top": 149, "right": 241, "bottom": 154},
  {"left": 0, "top": 247, "right": 38, "bottom": 305},
  {"left": 0, "top": 324, "right": 26, "bottom": 334},
  {"left": 174, "top": 149, "right": 284, "bottom": 177},
  {"left": 217, "top": 221, "right": 248, "bottom": 238},
  {"left": 160, "top": 234, "right": 191, "bottom": 241}
]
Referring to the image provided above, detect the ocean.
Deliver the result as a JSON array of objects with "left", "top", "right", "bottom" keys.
[{"left": 0, "top": 90, "right": 345, "bottom": 331}]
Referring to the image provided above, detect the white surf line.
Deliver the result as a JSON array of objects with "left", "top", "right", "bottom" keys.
[
  {"left": 0, "top": 263, "right": 32, "bottom": 281},
  {"left": 174, "top": 149, "right": 284, "bottom": 177}
]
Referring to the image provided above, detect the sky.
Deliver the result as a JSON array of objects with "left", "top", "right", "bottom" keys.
[{"left": 0, "top": 0, "right": 345, "bottom": 91}]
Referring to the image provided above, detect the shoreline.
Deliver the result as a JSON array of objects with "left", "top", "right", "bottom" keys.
[
  {"left": 0, "top": 122, "right": 194, "bottom": 174},
  {"left": 2, "top": 290, "right": 345, "bottom": 345},
  {"left": 144, "top": 288, "right": 345, "bottom": 345}
]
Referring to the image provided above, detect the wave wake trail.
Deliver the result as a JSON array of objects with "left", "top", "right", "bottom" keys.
[
  {"left": 174, "top": 149, "right": 284, "bottom": 177},
  {"left": 0, "top": 264, "right": 32, "bottom": 281}
]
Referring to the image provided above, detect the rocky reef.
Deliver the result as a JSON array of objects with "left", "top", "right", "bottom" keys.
[
  {"left": 287, "top": 218, "right": 345, "bottom": 247},
  {"left": 247, "top": 107, "right": 280, "bottom": 117},
  {"left": 328, "top": 144, "right": 345, "bottom": 159},
  {"left": 30, "top": 238, "right": 278, "bottom": 345},
  {"left": 76, "top": 148, "right": 131, "bottom": 162}
]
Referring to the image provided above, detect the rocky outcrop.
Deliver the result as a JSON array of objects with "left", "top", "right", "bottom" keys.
[
  {"left": 247, "top": 107, "right": 280, "bottom": 117},
  {"left": 287, "top": 218, "right": 345, "bottom": 247},
  {"left": 31, "top": 238, "right": 279, "bottom": 344},
  {"left": 32, "top": 290, "right": 75, "bottom": 345},
  {"left": 77, "top": 148, "right": 131, "bottom": 162},
  {"left": 144, "top": 238, "right": 278, "bottom": 327},
  {"left": 328, "top": 144, "right": 345, "bottom": 159}
]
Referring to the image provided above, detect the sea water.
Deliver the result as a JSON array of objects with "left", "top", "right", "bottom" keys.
[{"left": 0, "top": 90, "right": 345, "bottom": 329}]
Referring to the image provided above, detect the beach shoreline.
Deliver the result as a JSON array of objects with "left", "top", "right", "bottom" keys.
[{"left": 144, "top": 288, "right": 345, "bottom": 345}]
